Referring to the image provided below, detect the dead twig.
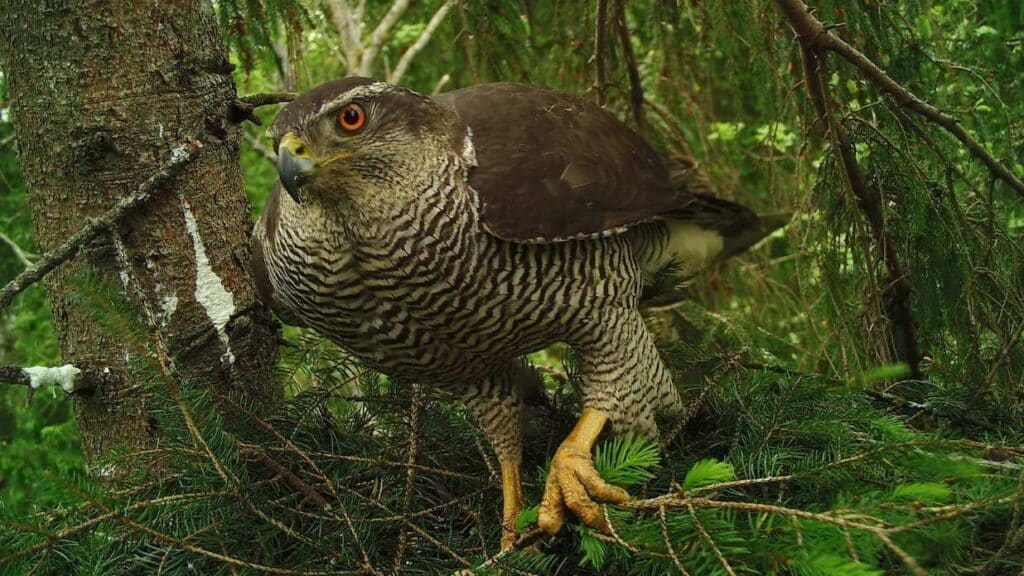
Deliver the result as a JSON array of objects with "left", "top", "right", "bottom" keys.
[
  {"left": 593, "top": 0, "right": 608, "bottom": 106},
  {"left": 0, "top": 141, "right": 202, "bottom": 313},
  {"left": 392, "top": 384, "right": 425, "bottom": 575},
  {"left": 613, "top": 0, "right": 645, "bottom": 134}
]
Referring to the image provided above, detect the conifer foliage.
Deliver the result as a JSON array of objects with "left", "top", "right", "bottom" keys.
[{"left": 2, "top": 1, "right": 1024, "bottom": 574}]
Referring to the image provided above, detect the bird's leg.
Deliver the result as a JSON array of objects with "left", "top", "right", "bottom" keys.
[
  {"left": 537, "top": 408, "right": 629, "bottom": 535},
  {"left": 499, "top": 455, "right": 524, "bottom": 550}
]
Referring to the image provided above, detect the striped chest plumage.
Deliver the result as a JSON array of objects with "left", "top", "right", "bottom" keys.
[{"left": 260, "top": 174, "right": 644, "bottom": 385}]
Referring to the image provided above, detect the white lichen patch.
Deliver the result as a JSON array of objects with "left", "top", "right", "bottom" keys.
[
  {"left": 180, "top": 196, "right": 236, "bottom": 364},
  {"left": 24, "top": 364, "right": 81, "bottom": 393},
  {"left": 156, "top": 282, "right": 179, "bottom": 327}
]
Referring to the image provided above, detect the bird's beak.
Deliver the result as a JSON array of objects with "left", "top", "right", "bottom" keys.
[{"left": 277, "top": 133, "right": 315, "bottom": 203}]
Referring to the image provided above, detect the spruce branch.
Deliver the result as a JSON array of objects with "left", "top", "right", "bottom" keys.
[
  {"left": 794, "top": 39, "right": 923, "bottom": 379},
  {"left": 0, "top": 141, "right": 202, "bottom": 313},
  {"left": 773, "top": 0, "right": 1024, "bottom": 199}
]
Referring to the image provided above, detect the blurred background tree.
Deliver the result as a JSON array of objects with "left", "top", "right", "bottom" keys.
[{"left": 1, "top": 0, "right": 1023, "bottom": 574}]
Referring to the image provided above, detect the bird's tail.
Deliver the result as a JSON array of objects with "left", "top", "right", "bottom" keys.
[
  {"left": 637, "top": 195, "right": 789, "bottom": 278},
  {"left": 633, "top": 193, "right": 790, "bottom": 310}
]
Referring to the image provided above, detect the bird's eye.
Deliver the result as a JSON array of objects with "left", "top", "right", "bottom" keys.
[{"left": 337, "top": 103, "right": 366, "bottom": 132}]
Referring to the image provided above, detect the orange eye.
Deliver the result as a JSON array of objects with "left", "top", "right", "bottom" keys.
[{"left": 337, "top": 103, "right": 366, "bottom": 132}]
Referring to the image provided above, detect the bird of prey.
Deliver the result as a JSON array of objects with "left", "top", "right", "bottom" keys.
[{"left": 252, "top": 77, "right": 785, "bottom": 550}]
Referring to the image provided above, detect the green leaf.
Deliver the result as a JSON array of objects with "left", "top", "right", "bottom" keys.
[
  {"left": 791, "top": 554, "right": 885, "bottom": 576},
  {"left": 861, "top": 363, "right": 911, "bottom": 384},
  {"left": 595, "top": 434, "right": 660, "bottom": 488},
  {"left": 892, "top": 482, "right": 953, "bottom": 504},
  {"left": 683, "top": 459, "right": 736, "bottom": 490},
  {"left": 515, "top": 505, "right": 539, "bottom": 532}
]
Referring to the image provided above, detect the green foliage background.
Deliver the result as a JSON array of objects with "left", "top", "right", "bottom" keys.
[{"left": 2, "top": 0, "right": 1024, "bottom": 574}]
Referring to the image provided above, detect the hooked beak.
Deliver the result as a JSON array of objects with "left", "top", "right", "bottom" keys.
[{"left": 277, "top": 133, "right": 315, "bottom": 203}]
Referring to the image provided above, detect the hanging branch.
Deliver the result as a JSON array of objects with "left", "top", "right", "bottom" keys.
[
  {"left": 0, "top": 141, "right": 202, "bottom": 313},
  {"left": 613, "top": 0, "right": 645, "bottom": 135},
  {"left": 773, "top": 0, "right": 1024, "bottom": 200},
  {"left": 593, "top": 0, "right": 608, "bottom": 106},
  {"left": 779, "top": 8, "right": 923, "bottom": 377}
]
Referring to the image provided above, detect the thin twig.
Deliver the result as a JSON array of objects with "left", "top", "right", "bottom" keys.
[
  {"left": 0, "top": 231, "right": 34, "bottom": 268},
  {"left": 796, "top": 40, "right": 922, "bottom": 378},
  {"left": 0, "top": 141, "right": 202, "bottom": 313},
  {"left": 659, "top": 505, "right": 692, "bottom": 576},
  {"left": 244, "top": 131, "right": 278, "bottom": 165},
  {"left": 389, "top": 2, "right": 453, "bottom": 85},
  {"left": 613, "top": 0, "right": 644, "bottom": 134},
  {"left": 686, "top": 502, "right": 737, "bottom": 576},
  {"left": 392, "top": 384, "right": 425, "bottom": 575},
  {"left": 773, "top": 0, "right": 1024, "bottom": 199},
  {"left": 593, "top": 0, "right": 608, "bottom": 106},
  {"left": 238, "top": 92, "right": 300, "bottom": 108}
]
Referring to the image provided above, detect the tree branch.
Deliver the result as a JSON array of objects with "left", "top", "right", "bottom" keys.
[
  {"left": 613, "top": 0, "right": 645, "bottom": 135},
  {"left": 773, "top": 0, "right": 1024, "bottom": 199},
  {"left": 244, "top": 131, "right": 278, "bottom": 165},
  {"left": 0, "top": 230, "right": 35, "bottom": 268},
  {"left": 0, "top": 363, "right": 101, "bottom": 394},
  {"left": 327, "top": 0, "right": 364, "bottom": 74},
  {"left": 0, "top": 141, "right": 202, "bottom": 313},
  {"left": 230, "top": 92, "right": 299, "bottom": 126},
  {"left": 593, "top": 0, "right": 608, "bottom": 106},
  {"left": 784, "top": 15, "right": 923, "bottom": 377},
  {"left": 359, "top": 0, "right": 413, "bottom": 77},
  {"left": 388, "top": 1, "right": 453, "bottom": 85}
]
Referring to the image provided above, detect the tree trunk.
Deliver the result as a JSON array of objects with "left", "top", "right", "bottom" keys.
[{"left": 0, "top": 1, "right": 279, "bottom": 470}]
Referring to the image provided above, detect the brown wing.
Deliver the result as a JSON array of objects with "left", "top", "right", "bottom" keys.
[{"left": 435, "top": 83, "right": 695, "bottom": 243}]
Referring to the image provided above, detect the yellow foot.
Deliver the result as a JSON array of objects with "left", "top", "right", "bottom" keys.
[
  {"left": 500, "top": 457, "right": 524, "bottom": 551},
  {"left": 537, "top": 409, "right": 630, "bottom": 535}
]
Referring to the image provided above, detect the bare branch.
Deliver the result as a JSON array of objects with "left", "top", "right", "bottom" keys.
[
  {"left": 393, "top": 384, "right": 425, "bottom": 573},
  {"left": 0, "top": 141, "right": 202, "bottom": 313},
  {"left": 788, "top": 24, "right": 923, "bottom": 377},
  {"left": 327, "top": 0, "right": 364, "bottom": 74},
  {"left": 0, "top": 363, "right": 108, "bottom": 395},
  {"left": 431, "top": 73, "right": 451, "bottom": 96},
  {"left": 593, "top": 0, "right": 608, "bottom": 106},
  {"left": 389, "top": 1, "right": 453, "bottom": 84},
  {"left": 774, "top": 0, "right": 1024, "bottom": 199},
  {"left": 0, "top": 230, "right": 35, "bottom": 268},
  {"left": 359, "top": 0, "right": 413, "bottom": 77},
  {"left": 612, "top": 0, "right": 645, "bottom": 135},
  {"left": 244, "top": 131, "right": 278, "bottom": 166}
]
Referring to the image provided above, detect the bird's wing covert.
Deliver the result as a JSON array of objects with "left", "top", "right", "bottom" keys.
[{"left": 434, "top": 83, "right": 695, "bottom": 243}]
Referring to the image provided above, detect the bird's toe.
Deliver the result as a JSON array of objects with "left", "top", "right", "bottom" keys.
[{"left": 537, "top": 445, "right": 631, "bottom": 534}]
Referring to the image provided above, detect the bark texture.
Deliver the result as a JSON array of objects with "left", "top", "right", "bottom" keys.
[{"left": 0, "top": 1, "right": 279, "bottom": 468}]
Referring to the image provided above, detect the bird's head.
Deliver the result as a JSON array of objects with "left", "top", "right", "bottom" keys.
[{"left": 268, "top": 77, "right": 470, "bottom": 210}]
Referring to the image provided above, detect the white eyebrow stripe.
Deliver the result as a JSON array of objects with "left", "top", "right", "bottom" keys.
[{"left": 314, "top": 82, "right": 392, "bottom": 118}]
